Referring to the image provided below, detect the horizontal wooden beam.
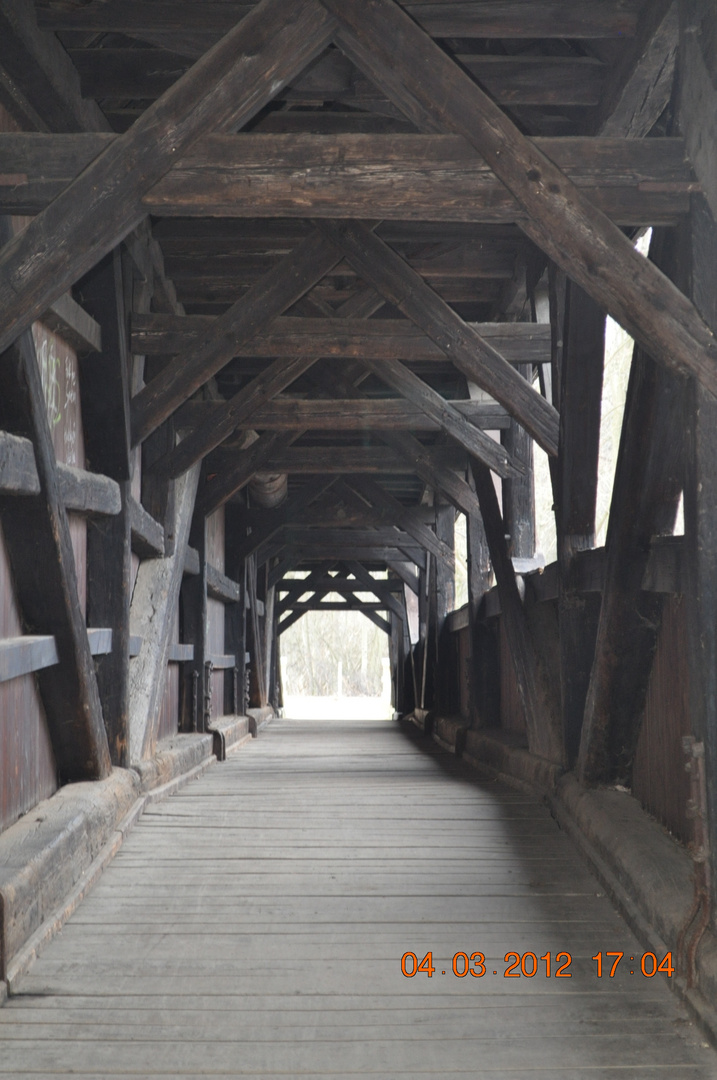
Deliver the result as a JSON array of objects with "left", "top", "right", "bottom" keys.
[
  {"left": 276, "top": 576, "right": 404, "bottom": 594},
  {"left": 167, "top": 642, "right": 194, "bottom": 662},
  {"left": 132, "top": 314, "right": 551, "bottom": 366},
  {"left": 0, "top": 431, "right": 121, "bottom": 514},
  {"left": 129, "top": 495, "right": 165, "bottom": 557},
  {"left": 37, "top": 2, "right": 641, "bottom": 39},
  {"left": 259, "top": 445, "right": 467, "bottom": 474},
  {"left": 345, "top": 476, "right": 455, "bottom": 569},
  {"left": 42, "top": 293, "right": 102, "bottom": 355},
  {"left": 281, "top": 600, "right": 387, "bottom": 612},
  {"left": 0, "top": 134, "right": 691, "bottom": 226},
  {"left": 206, "top": 564, "right": 242, "bottom": 604},
  {"left": 71, "top": 48, "right": 605, "bottom": 107}
]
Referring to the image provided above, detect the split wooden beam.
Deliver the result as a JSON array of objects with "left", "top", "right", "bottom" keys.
[
  {"left": 131, "top": 314, "right": 551, "bottom": 366},
  {"left": 0, "top": 0, "right": 336, "bottom": 356},
  {"left": 322, "top": 0, "right": 717, "bottom": 397},
  {"left": 317, "top": 220, "right": 559, "bottom": 457},
  {"left": 471, "top": 462, "right": 562, "bottom": 764},
  {"left": 0, "top": 325, "right": 111, "bottom": 782},
  {"left": 0, "top": 134, "right": 691, "bottom": 225},
  {"left": 133, "top": 230, "right": 343, "bottom": 449}
]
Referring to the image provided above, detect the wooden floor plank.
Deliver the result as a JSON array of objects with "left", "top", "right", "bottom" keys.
[{"left": 2, "top": 717, "right": 714, "bottom": 1076}]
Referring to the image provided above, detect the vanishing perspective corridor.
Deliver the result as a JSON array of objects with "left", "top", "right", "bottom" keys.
[{"left": 0, "top": 718, "right": 714, "bottom": 1078}]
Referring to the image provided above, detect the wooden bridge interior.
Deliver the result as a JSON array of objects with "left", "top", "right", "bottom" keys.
[{"left": 1, "top": 0, "right": 717, "bottom": 1074}]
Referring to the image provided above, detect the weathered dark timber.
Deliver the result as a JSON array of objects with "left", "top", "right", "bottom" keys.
[
  {"left": 131, "top": 230, "right": 342, "bottom": 447},
  {"left": 36, "top": 1, "right": 641, "bottom": 38},
  {"left": 0, "top": 0, "right": 106, "bottom": 133},
  {"left": 0, "top": 431, "right": 41, "bottom": 495},
  {"left": 595, "top": 0, "right": 677, "bottom": 138},
  {"left": 280, "top": 599, "right": 387, "bottom": 613},
  {"left": 0, "top": 327, "right": 111, "bottom": 781},
  {"left": 0, "top": 0, "right": 337, "bottom": 356},
  {"left": 279, "top": 545, "right": 428, "bottom": 569},
  {"left": 57, "top": 465, "right": 121, "bottom": 517},
  {"left": 472, "top": 463, "right": 562, "bottom": 764},
  {"left": 180, "top": 515, "right": 208, "bottom": 732},
  {"left": 67, "top": 47, "right": 605, "bottom": 107},
  {"left": 176, "top": 398, "right": 512, "bottom": 433},
  {"left": 197, "top": 432, "right": 294, "bottom": 517},
  {"left": 260, "top": 446, "right": 467, "bottom": 475},
  {"left": 357, "top": 354, "right": 518, "bottom": 478},
  {"left": 343, "top": 561, "right": 403, "bottom": 620},
  {"left": 501, "top": 363, "right": 536, "bottom": 562},
  {"left": 346, "top": 476, "right": 454, "bottom": 570},
  {"left": 313, "top": 363, "right": 481, "bottom": 517},
  {"left": 128, "top": 496, "right": 166, "bottom": 558},
  {"left": 206, "top": 564, "right": 242, "bottom": 605},
  {"left": 87, "top": 484, "right": 132, "bottom": 766},
  {"left": 431, "top": 502, "right": 455, "bottom": 711},
  {"left": 278, "top": 527, "right": 426, "bottom": 553},
  {"left": 42, "top": 294, "right": 101, "bottom": 357},
  {"left": 76, "top": 251, "right": 131, "bottom": 481},
  {"left": 0, "top": 635, "right": 59, "bottom": 683},
  {"left": 1, "top": 134, "right": 692, "bottom": 224},
  {"left": 233, "top": 477, "right": 337, "bottom": 563},
  {"left": 130, "top": 314, "right": 551, "bottom": 366},
  {"left": 323, "top": 0, "right": 717, "bottom": 396},
  {"left": 557, "top": 284, "right": 606, "bottom": 766},
  {"left": 386, "top": 559, "right": 419, "bottom": 595},
  {"left": 578, "top": 228, "right": 687, "bottom": 786},
  {"left": 317, "top": 220, "right": 560, "bottom": 457}
]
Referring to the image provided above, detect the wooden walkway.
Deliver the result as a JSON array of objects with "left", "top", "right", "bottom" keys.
[{"left": 1, "top": 717, "right": 716, "bottom": 1078}]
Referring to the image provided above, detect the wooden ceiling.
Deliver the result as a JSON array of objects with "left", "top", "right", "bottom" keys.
[{"left": 0, "top": 0, "right": 704, "bottom": 571}]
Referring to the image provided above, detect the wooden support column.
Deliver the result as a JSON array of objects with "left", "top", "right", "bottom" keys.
[
  {"left": 129, "top": 462, "right": 200, "bottom": 759},
  {"left": 684, "top": 197, "right": 717, "bottom": 908},
  {"left": 224, "top": 505, "right": 248, "bottom": 717},
  {"left": 501, "top": 363, "right": 535, "bottom": 561},
  {"left": 180, "top": 513, "right": 208, "bottom": 732},
  {"left": 431, "top": 501, "right": 455, "bottom": 712},
  {"left": 472, "top": 463, "right": 562, "bottom": 763},
  {"left": 578, "top": 228, "right": 687, "bottom": 785},
  {"left": 77, "top": 248, "right": 133, "bottom": 765},
  {"left": 466, "top": 481, "right": 494, "bottom": 728},
  {"left": 557, "top": 284, "right": 605, "bottom": 766}
]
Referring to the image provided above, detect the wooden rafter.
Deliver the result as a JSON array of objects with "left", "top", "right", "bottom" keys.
[
  {"left": 321, "top": 0, "right": 717, "bottom": 396},
  {"left": 0, "top": 0, "right": 336, "bottom": 355}
]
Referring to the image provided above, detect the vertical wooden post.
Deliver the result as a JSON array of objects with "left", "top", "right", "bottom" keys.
[
  {"left": 557, "top": 283, "right": 605, "bottom": 765},
  {"left": 684, "top": 195, "right": 717, "bottom": 907},
  {"left": 224, "top": 504, "right": 247, "bottom": 716},
  {"left": 431, "top": 500, "right": 455, "bottom": 712},
  {"left": 181, "top": 513, "right": 208, "bottom": 732},
  {"left": 472, "top": 462, "right": 562, "bottom": 762},
  {"left": 79, "top": 249, "right": 133, "bottom": 766},
  {"left": 466, "top": 486, "right": 493, "bottom": 728},
  {"left": 502, "top": 365, "right": 535, "bottom": 560}
]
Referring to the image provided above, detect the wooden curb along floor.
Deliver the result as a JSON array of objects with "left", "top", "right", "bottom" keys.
[
  {"left": 0, "top": 716, "right": 272, "bottom": 995},
  {"left": 403, "top": 712, "right": 717, "bottom": 1050}
]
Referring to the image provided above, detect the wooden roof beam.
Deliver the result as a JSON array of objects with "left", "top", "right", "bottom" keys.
[
  {"left": 322, "top": 0, "right": 717, "bottom": 396},
  {"left": 0, "top": 0, "right": 336, "bottom": 356},
  {"left": 318, "top": 219, "right": 559, "bottom": 457}
]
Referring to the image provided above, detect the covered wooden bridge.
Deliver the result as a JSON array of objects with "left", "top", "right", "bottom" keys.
[{"left": 1, "top": 0, "right": 717, "bottom": 1074}]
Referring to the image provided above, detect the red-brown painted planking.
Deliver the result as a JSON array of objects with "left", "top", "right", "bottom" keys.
[{"left": 632, "top": 595, "right": 692, "bottom": 845}]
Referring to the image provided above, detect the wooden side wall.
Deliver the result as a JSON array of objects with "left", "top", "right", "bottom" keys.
[
  {"left": 461, "top": 580, "right": 691, "bottom": 844},
  {"left": 632, "top": 594, "right": 692, "bottom": 844}
]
